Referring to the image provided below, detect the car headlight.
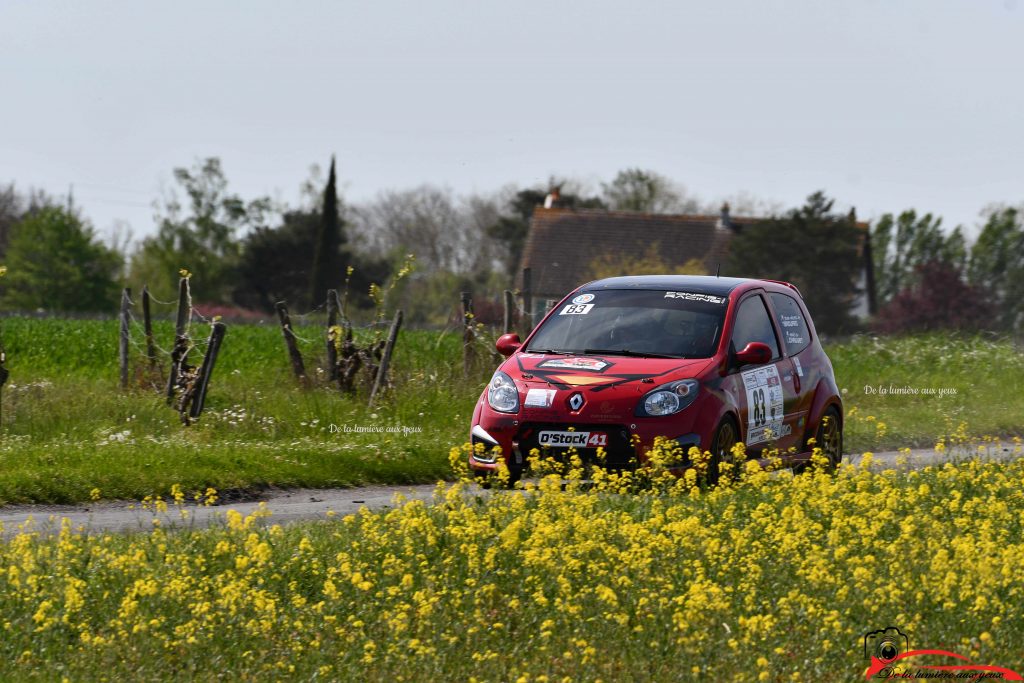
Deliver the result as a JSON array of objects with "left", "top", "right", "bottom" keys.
[
  {"left": 487, "top": 371, "right": 520, "bottom": 413},
  {"left": 636, "top": 379, "right": 699, "bottom": 417}
]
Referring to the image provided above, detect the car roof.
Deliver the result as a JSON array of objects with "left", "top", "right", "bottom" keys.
[{"left": 579, "top": 275, "right": 780, "bottom": 297}]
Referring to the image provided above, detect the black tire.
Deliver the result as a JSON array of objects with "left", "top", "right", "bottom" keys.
[
  {"left": 472, "top": 463, "right": 522, "bottom": 489},
  {"left": 708, "top": 416, "right": 740, "bottom": 486},
  {"left": 813, "top": 405, "right": 843, "bottom": 473}
]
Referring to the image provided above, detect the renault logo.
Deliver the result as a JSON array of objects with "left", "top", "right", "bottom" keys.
[{"left": 568, "top": 392, "right": 585, "bottom": 411}]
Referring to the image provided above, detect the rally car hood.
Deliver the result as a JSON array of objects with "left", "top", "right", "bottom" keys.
[{"left": 505, "top": 353, "right": 713, "bottom": 392}]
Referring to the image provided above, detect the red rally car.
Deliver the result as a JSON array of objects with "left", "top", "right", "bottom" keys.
[{"left": 468, "top": 275, "right": 843, "bottom": 481}]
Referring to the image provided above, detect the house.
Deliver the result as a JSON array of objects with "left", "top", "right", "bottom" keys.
[
  {"left": 516, "top": 204, "right": 873, "bottom": 325},
  {"left": 516, "top": 204, "right": 756, "bottom": 323}
]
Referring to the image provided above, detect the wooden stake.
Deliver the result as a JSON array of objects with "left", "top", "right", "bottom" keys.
[
  {"left": 369, "top": 310, "right": 403, "bottom": 406},
  {"left": 119, "top": 287, "right": 131, "bottom": 390},
  {"left": 142, "top": 285, "right": 157, "bottom": 370},
  {"left": 188, "top": 322, "right": 226, "bottom": 420},
  {"left": 325, "top": 289, "right": 339, "bottom": 381},
  {"left": 521, "top": 267, "right": 533, "bottom": 335},
  {"left": 276, "top": 301, "right": 307, "bottom": 384},
  {"left": 166, "top": 277, "right": 191, "bottom": 403},
  {"left": 0, "top": 349, "right": 8, "bottom": 435},
  {"left": 503, "top": 289, "right": 514, "bottom": 334},
  {"left": 461, "top": 291, "right": 475, "bottom": 378}
]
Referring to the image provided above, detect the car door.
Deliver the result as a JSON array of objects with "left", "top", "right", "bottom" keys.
[
  {"left": 767, "top": 291, "right": 815, "bottom": 448},
  {"left": 727, "top": 292, "right": 803, "bottom": 453}
]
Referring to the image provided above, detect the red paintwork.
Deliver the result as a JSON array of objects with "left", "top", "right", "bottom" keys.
[{"left": 469, "top": 277, "right": 843, "bottom": 474}]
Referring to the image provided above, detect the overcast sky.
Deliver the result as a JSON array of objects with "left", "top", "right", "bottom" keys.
[{"left": 2, "top": 1, "right": 1022, "bottom": 243}]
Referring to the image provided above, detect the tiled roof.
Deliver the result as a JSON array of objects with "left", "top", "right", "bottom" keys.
[{"left": 517, "top": 208, "right": 762, "bottom": 297}]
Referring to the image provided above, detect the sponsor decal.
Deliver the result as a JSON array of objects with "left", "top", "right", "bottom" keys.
[
  {"left": 538, "top": 358, "right": 609, "bottom": 372},
  {"left": 559, "top": 303, "right": 594, "bottom": 315},
  {"left": 524, "top": 388, "right": 556, "bottom": 408},
  {"left": 780, "top": 314, "right": 802, "bottom": 328},
  {"left": 862, "top": 625, "right": 1021, "bottom": 680},
  {"left": 793, "top": 357, "right": 804, "bottom": 377},
  {"left": 741, "top": 365, "right": 784, "bottom": 445},
  {"left": 552, "top": 374, "right": 609, "bottom": 386},
  {"left": 664, "top": 291, "right": 727, "bottom": 305},
  {"left": 572, "top": 293, "right": 595, "bottom": 304},
  {"left": 538, "top": 430, "right": 608, "bottom": 447}
]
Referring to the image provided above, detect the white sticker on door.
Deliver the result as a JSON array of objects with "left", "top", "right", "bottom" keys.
[{"left": 741, "top": 365, "right": 784, "bottom": 445}]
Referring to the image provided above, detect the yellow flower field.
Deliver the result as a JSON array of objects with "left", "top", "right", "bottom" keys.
[{"left": 1, "top": 439, "right": 1023, "bottom": 681}]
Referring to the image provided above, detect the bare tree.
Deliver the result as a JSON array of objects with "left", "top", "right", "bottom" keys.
[
  {"left": 602, "top": 168, "right": 700, "bottom": 214},
  {"left": 352, "top": 185, "right": 475, "bottom": 274}
]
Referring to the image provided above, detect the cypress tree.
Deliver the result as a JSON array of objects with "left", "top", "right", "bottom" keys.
[{"left": 310, "top": 156, "right": 342, "bottom": 307}]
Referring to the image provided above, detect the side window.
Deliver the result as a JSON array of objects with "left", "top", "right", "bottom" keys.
[
  {"left": 731, "top": 295, "right": 780, "bottom": 360},
  {"left": 769, "top": 293, "right": 811, "bottom": 356}
]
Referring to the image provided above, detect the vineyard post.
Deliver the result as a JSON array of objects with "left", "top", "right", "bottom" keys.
[
  {"left": 188, "top": 322, "right": 226, "bottom": 420},
  {"left": 142, "top": 285, "right": 157, "bottom": 371},
  {"left": 325, "top": 289, "right": 339, "bottom": 381},
  {"left": 369, "top": 309, "right": 402, "bottom": 407},
  {"left": 521, "top": 267, "right": 533, "bottom": 336},
  {"left": 0, "top": 348, "right": 7, "bottom": 435},
  {"left": 461, "top": 291, "right": 475, "bottom": 378},
  {"left": 166, "top": 277, "right": 191, "bottom": 403},
  {"left": 503, "top": 289, "right": 514, "bottom": 334},
  {"left": 276, "top": 301, "right": 307, "bottom": 385},
  {"left": 119, "top": 287, "right": 131, "bottom": 390}
]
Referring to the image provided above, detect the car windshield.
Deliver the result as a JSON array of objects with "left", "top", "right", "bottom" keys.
[{"left": 526, "top": 289, "right": 727, "bottom": 359}]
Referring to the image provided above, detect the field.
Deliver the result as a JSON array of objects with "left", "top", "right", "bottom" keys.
[
  {"left": 0, "top": 317, "right": 1022, "bottom": 504},
  {"left": 1, "top": 449, "right": 1022, "bottom": 680},
  {"left": 1, "top": 317, "right": 1024, "bottom": 679}
]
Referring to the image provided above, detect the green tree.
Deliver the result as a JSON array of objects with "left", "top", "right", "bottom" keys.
[
  {"left": 310, "top": 157, "right": 347, "bottom": 305},
  {"left": 726, "top": 191, "right": 862, "bottom": 335},
  {"left": 130, "top": 158, "right": 273, "bottom": 302},
  {"left": 968, "top": 206, "right": 1024, "bottom": 331},
  {"left": 871, "top": 210, "right": 964, "bottom": 305},
  {"left": 587, "top": 244, "right": 706, "bottom": 280},
  {"left": 2, "top": 206, "right": 121, "bottom": 311},
  {"left": 601, "top": 168, "right": 697, "bottom": 213}
]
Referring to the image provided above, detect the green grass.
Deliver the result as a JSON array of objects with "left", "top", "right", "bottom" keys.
[
  {"left": 0, "top": 316, "right": 486, "bottom": 504},
  {"left": 828, "top": 333, "right": 1024, "bottom": 449},
  {"left": 0, "top": 317, "right": 1020, "bottom": 504}
]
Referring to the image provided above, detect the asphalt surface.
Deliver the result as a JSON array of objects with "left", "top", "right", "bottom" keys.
[{"left": 1, "top": 441, "right": 1019, "bottom": 539}]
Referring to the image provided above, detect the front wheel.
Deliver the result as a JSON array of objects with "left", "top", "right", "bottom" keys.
[{"left": 707, "top": 416, "right": 740, "bottom": 485}]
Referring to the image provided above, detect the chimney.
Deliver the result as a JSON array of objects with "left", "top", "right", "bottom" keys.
[
  {"left": 543, "top": 186, "right": 561, "bottom": 209},
  {"left": 716, "top": 202, "right": 734, "bottom": 231}
]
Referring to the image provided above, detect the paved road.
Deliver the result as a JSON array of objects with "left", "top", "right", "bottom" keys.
[{"left": 1, "top": 442, "right": 1019, "bottom": 538}]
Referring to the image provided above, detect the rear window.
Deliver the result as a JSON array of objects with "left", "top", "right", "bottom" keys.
[
  {"left": 526, "top": 289, "right": 728, "bottom": 359},
  {"left": 769, "top": 292, "right": 811, "bottom": 355}
]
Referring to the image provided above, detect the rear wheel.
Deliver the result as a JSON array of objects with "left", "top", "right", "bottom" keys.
[{"left": 813, "top": 406, "right": 843, "bottom": 473}]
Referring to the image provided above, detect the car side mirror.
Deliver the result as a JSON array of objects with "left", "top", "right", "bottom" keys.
[
  {"left": 735, "top": 342, "right": 772, "bottom": 366},
  {"left": 495, "top": 333, "right": 522, "bottom": 357}
]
